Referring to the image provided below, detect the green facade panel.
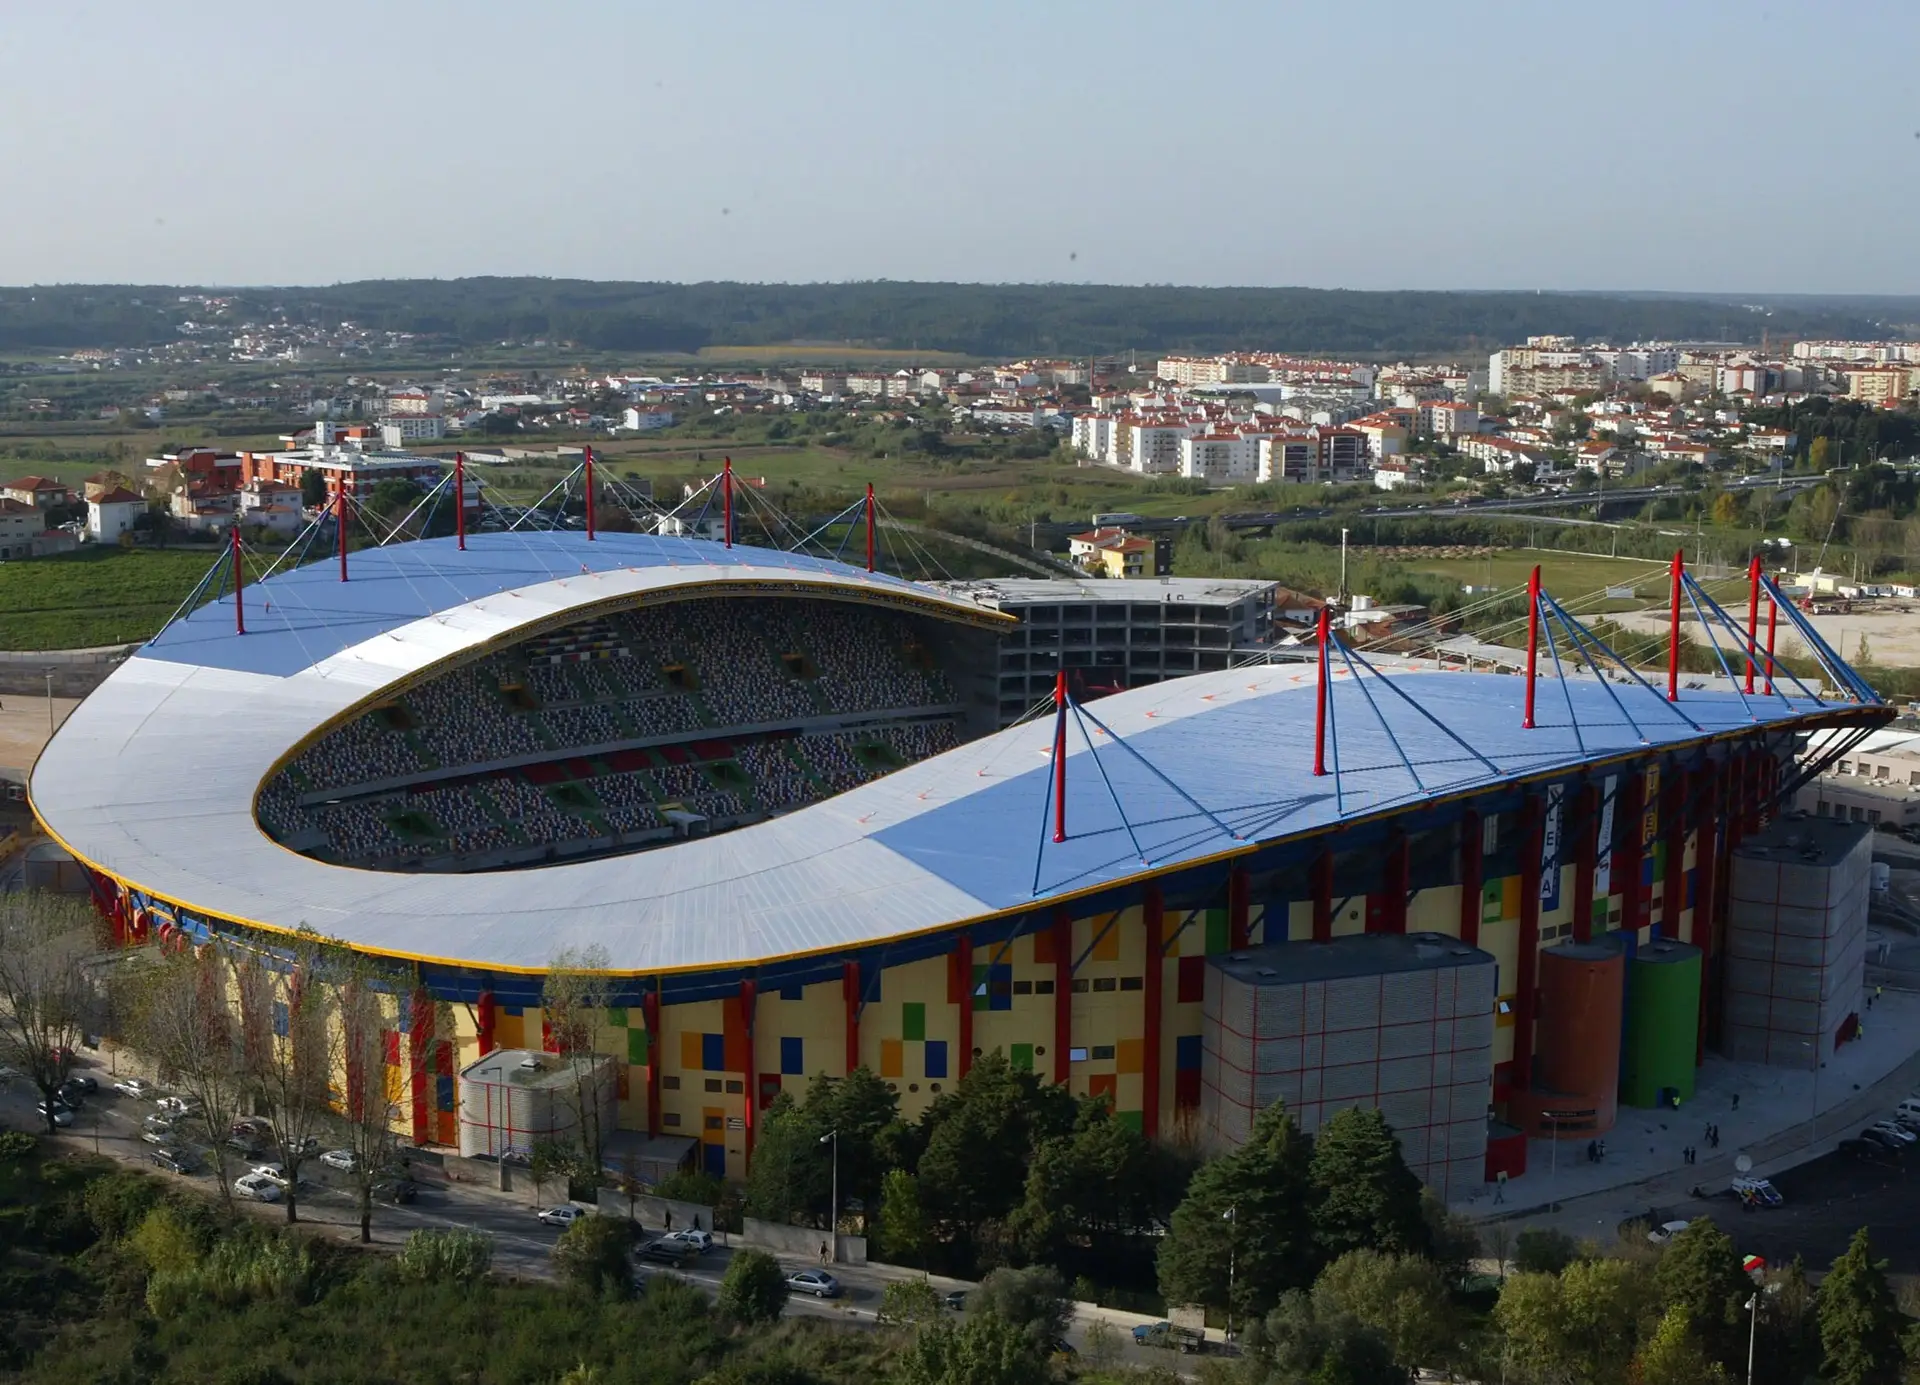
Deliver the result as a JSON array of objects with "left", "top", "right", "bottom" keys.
[{"left": 1620, "top": 939, "right": 1702, "bottom": 1108}]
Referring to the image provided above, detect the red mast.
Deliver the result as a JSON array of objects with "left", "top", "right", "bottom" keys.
[
  {"left": 865, "top": 483, "right": 875, "bottom": 572},
  {"left": 454, "top": 452, "right": 466, "bottom": 551},
  {"left": 1312, "top": 605, "right": 1330, "bottom": 776},
  {"left": 722, "top": 456, "right": 733, "bottom": 548},
  {"left": 583, "top": 445, "right": 596, "bottom": 541},
  {"left": 1744, "top": 555, "right": 1762, "bottom": 694},
  {"left": 1667, "top": 550, "right": 1683, "bottom": 701},
  {"left": 1051, "top": 670, "right": 1068, "bottom": 844},
  {"left": 1764, "top": 593, "right": 1778, "bottom": 696},
  {"left": 336, "top": 483, "right": 348, "bottom": 582},
  {"left": 231, "top": 524, "right": 245, "bottom": 635},
  {"left": 1522, "top": 565, "right": 1540, "bottom": 729}
]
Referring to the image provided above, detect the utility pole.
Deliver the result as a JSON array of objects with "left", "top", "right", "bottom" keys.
[
  {"left": 44, "top": 668, "right": 55, "bottom": 734},
  {"left": 1339, "top": 528, "right": 1349, "bottom": 604}
]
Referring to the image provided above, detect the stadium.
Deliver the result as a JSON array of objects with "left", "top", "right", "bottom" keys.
[{"left": 26, "top": 519, "right": 1891, "bottom": 1195}]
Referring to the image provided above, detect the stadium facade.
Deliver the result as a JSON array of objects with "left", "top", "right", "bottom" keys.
[{"left": 28, "top": 532, "right": 1888, "bottom": 1193}]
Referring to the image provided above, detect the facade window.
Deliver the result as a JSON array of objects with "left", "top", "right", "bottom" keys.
[
  {"left": 1035, "top": 980, "right": 1055, "bottom": 995},
  {"left": 1092, "top": 977, "right": 1118, "bottom": 993},
  {"left": 1091, "top": 1044, "right": 1115, "bottom": 1061},
  {"left": 1071, "top": 979, "right": 1091, "bottom": 994},
  {"left": 1120, "top": 976, "right": 1144, "bottom": 992},
  {"left": 662, "top": 1112, "right": 681, "bottom": 1127},
  {"left": 724, "top": 1080, "right": 743, "bottom": 1094},
  {"left": 1013, "top": 980, "right": 1033, "bottom": 995},
  {"left": 1069, "top": 1047, "right": 1089, "bottom": 1062},
  {"left": 705, "top": 1114, "right": 723, "bottom": 1131},
  {"left": 705, "top": 1078, "right": 722, "bottom": 1093},
  {"left": 1838, "top": 761, "right": 1853, "bottom": 774},
  {"left": 1870, "top": 809, "right": 1883, "bottom": 824},
  {"left": 663, "top": 1076, "right": 680, "bottom": 1090}
]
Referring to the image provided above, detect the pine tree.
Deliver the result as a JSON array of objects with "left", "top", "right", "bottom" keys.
[
  {"left": 1157, "top": 1101, "right": 1315, "bottom": 1322},
  {"left": 1634, "top": 1304, "right": 1732, "bottom": 1385},
  {"left": 1308, "top": 1107, "right": 1429, "bottom": 1262},
  {"left": 1817, "top": 1228, "right": 1906, "bottom": 1385},
  {"left": 1652, "top": 1217, "right": 1750, "bottom": 1366}
]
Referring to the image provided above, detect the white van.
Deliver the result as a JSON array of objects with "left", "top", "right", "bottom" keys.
[{"left": 1894, "top": 1098, "right": 1920, "bottom": 1131}]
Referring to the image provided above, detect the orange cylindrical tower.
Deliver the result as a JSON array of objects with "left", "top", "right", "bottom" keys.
[{"left": 1517, "top": 939, "right": 1624, "bottom": 1138}]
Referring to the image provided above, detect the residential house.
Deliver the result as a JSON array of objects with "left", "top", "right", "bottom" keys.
[
  {"left": 87, "top": 486, "right": 147, "bottom": 542},
  {"left": 1, "top": 476, "right": 71, "bottom": 509}
]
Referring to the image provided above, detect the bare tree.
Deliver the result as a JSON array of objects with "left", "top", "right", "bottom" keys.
[
  {"left": 541, "top": 945, "right": 617, "bottom": 1178},
  {"left": 335, "top": 970, "right": 420, "bottom": 1243},
  {"left": 119, "top": 941, "right": 252, "bottom": 1208},
  {"left": 0, "top": 891, "right": 106, "bottom": 1133},
  {"left": 235, "top": 932, "right": 345, "bottom": 1223}
]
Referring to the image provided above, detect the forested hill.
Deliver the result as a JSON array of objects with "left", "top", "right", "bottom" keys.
[{"left": 0, "top": 279, "right": 1909, "bottom": 357}]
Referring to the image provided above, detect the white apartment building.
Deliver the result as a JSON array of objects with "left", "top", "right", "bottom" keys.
[
  {"left": 1178, "top": 432, "right": 1260, "bottom": 483},
  {"left": 1460, "top": 435, "right": 1552, "bottom": 473},
  {"left": 0, "top": 499, "right": 40, "bottom": 560},
  {"left": 1071, "top": 414, "right": 1118, "bottom": 465},
  {"left": 1129, "top": 422, "right": 1189, "bottom": 475},
  {"left": 385, "top": 387, "right": 435, "bottom": 415},
  {"left": 1421, "top": 402, "right": 1481, "bottom": 437},
  {"left": 88, "top": 486, "right": 146, "bottom": 542},
  {"left": 845, "top": 374, "right": 892, "bottom": 397},
  {"left": 1255, "top": 428, "right": 1370, "bottom": 486},
  {"left": 380, "top": 414, "right": 446, "bottom": 447}
]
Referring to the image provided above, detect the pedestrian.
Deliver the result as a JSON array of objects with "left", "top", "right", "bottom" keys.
[
  {"left": 1869, "top": 991, "right": 1876, "bottom": 1010},
  {"left": 820, "top": 1241, "right": 830, "bottom": 1264},
  {"left": 664, "top": 1209, "right": 673, "bottom": 1232},
  {"left": 1732, "top": 1093, "right": 1740, "bottom": 1111},
  {"left": 1494, "top": 1169, "right": 1508, "bottom": 1204}
]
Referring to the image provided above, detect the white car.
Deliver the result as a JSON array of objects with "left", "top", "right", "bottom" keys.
[
  {"left": 1871, "top": 1121, "right": 1917, "bottom": 1147},
  {"left": 538, "top": 1205, "right": 588, "bottom": 1228},
  {"left": 786, "top": 1270, "right": 841, "bottom": 1298},
  {"left": 112, "top": 1077, "right": 155, "bottom": 1099},
  {"left": 234, "top": 1173, "right": 283, "bottom": 1203},
  {"left": 38, "top": 1102, "right": 76, "bottom": 1128},
  {"left": 1646, "top": 1220, "right": 1693, "bottom": 1245},
  {"left": 319, "top": 1149, "right": 359, "bottom": 1173},
  {"left": 662, "top": 1229, "right": 714, "bottom": 1254},
  {"left": 154, "top": 1096, "right": 198, "bottom": 1118}
]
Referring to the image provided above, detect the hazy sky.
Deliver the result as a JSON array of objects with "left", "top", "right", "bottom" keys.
[{"left": 4, "top": 0, "right": 1916, "bottom": 293}]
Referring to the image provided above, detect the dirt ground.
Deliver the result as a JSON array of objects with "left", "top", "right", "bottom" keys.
[
  {"left": 1614, "top": 603, "right": 1920, "bottom": 673},
  {"left": 0, "top": 692, "right": 79, "bottom": 780}
]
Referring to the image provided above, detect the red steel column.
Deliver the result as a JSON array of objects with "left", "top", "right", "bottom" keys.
[
  {"left": 1513, "top": 794, "right": 1545, "bottom": 1094},
  {"left": 1457, "top": 810, "right": 1481, "bottom": 946},
  {"left": 1660, "top": 769, "right": 1687, "bottom": 938},
  {"left": 841, "top": 962, "right": 861, "bottom": 1076},
  {"left": 1313, "top": 607, "right": 1330, "bottom": 775},
  {"left": 1523, "top": 566, "right": 1540, "bottom": 729},
  {"left": 408, "top": 987, "right": 432, "bottom": 1146},
  {"left": 1745, "top": 556, "right": 1762, "bottom": 693},
  {"left": 454, "top": 452, "right": 467, "bottom": 550},
  {"left": 1312, "top": 846, "right": 1334, "bottom": 943},
  {"left": 1141, "top": 887, "right": 1164, "bottom": 1138},
  {"left": 739, "top": 980, "right": 757, "bottom": 1164},
  {"left": 583, "top": 445, "right": 596, "bottom": 541},
  {"left": 641, "top": 987, "right": 661, "bottom": 1138},
  {"left": 1763, "top": 595, "right": 1778, "bottom": 695},
  {"left": 1571, "top": 783, "right": 1598, "bottom": 944},
  {"left": 1667, "top": 550, "right": 1683, "bottom": 701},
  {"left": 1051, "top": 671, "right": 1069, "bottom": 843},
  {"left": 955, "top": 933, "right": 974, "bottom": 1079},
  {"left": 1381, "top": 831, "right": 1409, "bottom": 935},
  {"left": 1052, "top": 908, "right": 1073, "bottom": 1087},
  {"left": 722, "top": 456, "right": 734, "bottom": 548},
  {"left": 1227, "top": 867, "right": 1251, "bottom": 950},
  {"left": 1618, "top": 772, "right": 1647, "bottom": 936},
  {"left": 476, "top": 990, "right": 496, "bottom": 1056},
  {"left": 231, "top": 524, "right": 245, "bottom": 635},
  {"left": 1692, "top": 764, "right": 1721, "bottom": 1062},
  {"left": 865, "top": 483, "right": 876, "bottom": 573},
  {"left": 336, "top": 484, "right": 349, "bottom": 582}
]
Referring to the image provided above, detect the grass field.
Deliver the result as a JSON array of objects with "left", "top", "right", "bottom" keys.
[
  {"left": 0, "top": 547, "right": 221, "bottom": 651},
  {"left": 1399, "top": 550, "right": 1677, "bottom": 608}
]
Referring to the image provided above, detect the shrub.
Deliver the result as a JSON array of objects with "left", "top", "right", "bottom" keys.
[
  {"left": 84, "top": 1169, "right": 162, "bottom": 1241},
  {"left": 717, "top": 1249, "right": 789, "bottom": 1326},
  {"left": 653, "top": 1169, "right": 725, "bottom": 1207},
  {"left": 129, "top": 1205, "right": 205, "bottom": 1276},
  {"left": 550, "top": 1215, "right": 633, "bottom": 1299},
  {"left": 877, "top": 1277, "right": 945, "bottom": 1327},
  {"left": 395, "top": 1227, "right": 494, "bottom": 1284},
  {"left": 1513, "top": 1228, "right": 1579, "bottom": 1276},
  {"left": 0, "top": 1130, "right": 37, "bottom": 1159}
]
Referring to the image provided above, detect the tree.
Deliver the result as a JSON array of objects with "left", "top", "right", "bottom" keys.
[
  {"left": 1243, "top": 1291, "right": 1404, "bottom": 1385},
  {"left": 1494, "top": 1258, "right": 1655, "bottom": 1385},
  {"left": 120, "top": 940, "right": 251, "bottom": 1208},
  {"left": 743, "top": 1092, "right": 829, "bottom": 1226},
  {"left": 0, "top": 891, "right": 105, "bottom": 1134},
  {"left": 807, "top": 1064, "right": 903, "bottom": 1219},
  {"left": 1158, "top": 1101, "right": 1316, "bottom": 1324},
  {"left": 914, "top": 1052, "right": 1074, "bottom": 1261},
  {"left": 716, "top": 1248, "right": 788, "bottom": 1325},
  {"left": 877, "top": 1167, "right": 930, "bottom": 1265},
  {"left": 1633, "top": 1305, "right": 1731, "bottom": 1385},
  {"left": 1817, "top": 1228, "right": 1906, "bottom": 1385},
  {"left": 1755, "top": 1256, "right": 1821, "bottom": 1385},
  {"left": 233, "top": 936, "right": 343, "bottom": 1224},
  {"left": 1009, "top": 1098, "right": 1155, "bottom": 1266},
  {"left": 300, "top": 468, "right": 327, "bottom": 508},
  {"left": 969, "top": 1266, "right": 1070, "bottom": 1352},
  {"left": 541, "top": 946, "right": 617, "bottom": 1176},
  {"left": 1513, "top": 1226, "right": 1579, "bottom": 1275},
  {"left": 1419, "top": 1187, "right": 1479, "bottom": 1285},
  {"left": 877, "top": 1276, "right": 945, "bottom": 1328},
  {"left": 336, "top": 970, "right": 421, "bottom": 1242},
  {"left": 1810, "top": 436, "right": 1834, "bottom": 472},
  {"left": 550, "top": 1214, "right": 633, "bottom": 1299},
  {"left": 892, "top": 1313, "right": 1051, "bottom": 1385},
  {"left": 1652, "top": 1217, "right": 1750, "bottom": 1364},
  {"left": 1312, "top": 1250, "right": 1456, "bottom": 1376},
  {"left": 1308, "top": 1107, "right": 1428, "bottom": 1262}
]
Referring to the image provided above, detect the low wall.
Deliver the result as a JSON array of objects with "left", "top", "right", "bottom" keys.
[
  {"left": 740, "top": 1219, "right": 867, "bottom": 1266},
  {"left": 595, "top": 1189, "right": 727, "bottom": 1237},
  {"left": 0, "top": 646, "right": 139, "bottom": 697}
]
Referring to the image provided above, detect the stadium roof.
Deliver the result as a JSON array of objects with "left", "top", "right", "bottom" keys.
[{"left": 30, "top": 532, "right": 1884, "bottom": 979}]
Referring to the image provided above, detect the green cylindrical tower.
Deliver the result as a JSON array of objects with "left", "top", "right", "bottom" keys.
[{"left": 1620, "top": 938, "right": 1702, "bottom": 1108}]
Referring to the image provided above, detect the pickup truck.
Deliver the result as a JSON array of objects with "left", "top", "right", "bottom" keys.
[{"left": 1132, "top": 1321, "right": 1205, "bottom": 1353}]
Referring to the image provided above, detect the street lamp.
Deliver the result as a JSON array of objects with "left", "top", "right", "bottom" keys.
[
  {"left": 1745, "top": 1293, "right": 1760, "bottom": 1385},
  {"left": 1223, "top": 1204, "right": 1238, "bottom": 1341},
  {"left": 44, "top": 667, "right": 55, "bottom": 734},
  {"left": 819, "top": 1129, "right": 839, "bottom": 1265}
]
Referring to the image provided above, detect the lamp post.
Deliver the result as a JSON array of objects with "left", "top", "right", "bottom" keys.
[
  {"left": 44, "top": 667, "right": 55, "bottom": 734},
  {"left": 1223, "top": 1203, "right": 1238, "bottom": 1341},
  {"left": 1745, "top": 1293, "right": 1760, "bottom": 1385},
  {"left": 820, "top": 1129, "right": 839, "bottom": 1265}
]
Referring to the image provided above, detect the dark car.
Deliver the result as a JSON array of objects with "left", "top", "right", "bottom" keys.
[
  {"left": 55, "top": 1079, "right": 90, "bottom": 1107},
  {"left": 1861, "top": 1126, "right": 1907, "bottom": 1153},
  {"left": 943, "top": 1290, "right": 967, "bottom": 1312},
  {"left": 638, "top": 1238, "right": 692, "bottom": 1265},
  {"left": 149, "top": 1147, "right": 198, "bottom": 1175},
  {"left": 372, "top": 1178, "right": 418, "bottom": 1204},
  {"left": 1839, "top": 1138, "right": 1895, "bottom": 1165}
]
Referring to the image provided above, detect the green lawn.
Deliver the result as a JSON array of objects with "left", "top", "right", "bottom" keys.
[
  {"left": 1400, "top": 550, "right": 1677, "bottom": 607},
  {"left": 0, "top": 547, "right": 222, "bottom": 651}
]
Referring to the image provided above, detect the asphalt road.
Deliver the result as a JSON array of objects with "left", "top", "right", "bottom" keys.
[{"left": 0, "top": 1060, "right": 1201, "bottom": 1375}]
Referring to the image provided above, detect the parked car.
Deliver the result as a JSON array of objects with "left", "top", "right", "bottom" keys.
[
  {"left": 1646, "top": 1220, "right": 1695, "bottom": 1245},
  {"left": 226, "top": 1132, "right": 267, "bottom": 1156},
  {"left": 234, "top": 1173, "right": 283, "bottom": 1203},
  {"left": 57, "top": 1077, "right": 96, "bottom": 1105},
  {"left": 943, "top": 1290, "right": 967, "bottom": 1312},
  {"left": 250, "top": 1163, "right": 309, "bottom": 1190},
  {"left": 786, "top": 1270, "right": 841, "bottom": 1298},
  {"left": 371, "top": 1178, "right": 418, "bottom": 1205},
  {"left": 36, "top": 1101, "right": 76, "bottom": 1127},
  {"left": 661, "top": 1229, "right": 713, "bottom": 1254},
  {"left": 319, "top": 1149, "right": 359, "bottom": 1173},
  {"left": 537, "top": 1205, "right": 587, "bottom": 1228},
  {"left": 154, "top": 1096, "right": 198, "bottom": 1119},
  {"left": 1861, "top": 1126, "right": 1907, "bottom": 1153},
  {"left": 149, "top": 1147, "right": 198, "bottom": 1175},
  {"left": 1840, "top": 1137, "right": 1896, "bottom": 1164},
  {"left": 112, "top": 1077, "right": 155, "bottom": 1099},
  {"left": 1869, "top": 1120, "right": 1916, "bottom": 1147},
  {"left": 1133, "top": 1322, "right": 1206, "bottom": 1353},
  {"left": 638, "top": 1238, "right": 691, "bottom": 1265},
  {"left": 140, "top": 1118, "right": 177, "bottom": 1145}
]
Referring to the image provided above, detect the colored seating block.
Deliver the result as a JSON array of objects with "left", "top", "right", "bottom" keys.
[
  {"left": 435, "top": 1075, "right": 455, "bottom": 1112},
  {"left": 1011, "top": 1043, "right": 1034, "bottom": 1072},
  {"left": 627, "top": 1028, "right": 649, "bottom": 1066},
  {"left": 780, "top": 1036, "right": 804, "bottom": 1076},
  {"left": 880, "top": 1038, "right": 904, "bottom": 1079},
  {"left": 1174, "top": 1068, "right": 1202, "bottom": 1110},
  {"left": 1175, "top": 1035, "right": 1203, "bottom": 1071},
  {"left": 1115, "top": 1038, "right": 1144, "bottom": 1075},
  {"left": 902, "top": 1002, "right": 926, "bottom": 1042},
  {"left": 1089, "top": 1073, "right": 1117, "bottom": 1106},
  {"left": 680, "top": 1031, "right": 704, "bottom": 1071},
  {"left": 924, "top": 1040, "right": 948, "bottom": 1079},
  {"left": 382, "top": 1030, "right": 401, "bottom": 1066},
  {"left": 605, "top": 1007, "right": 628, "bottom": 1027},
  {"left": 702, "top": 1032, "right": 726, "bottom": 1073},
  {"left": 1177, "top": 956, "right": 1205, "bottom": 1005},
  {"left": 1204, "top": 908, "right": 1229, "bottom": 955},
  {"left": 1093, "top": 919, "right": 1120, "bottom": 961}
]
